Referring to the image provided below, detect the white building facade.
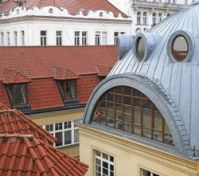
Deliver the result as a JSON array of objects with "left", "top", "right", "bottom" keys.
[
  {"left": 108, "top": 0, "right": 198, "bottom": 33},
  {"left": 0, "top": 3, "right": 131, "bottom": 46}
]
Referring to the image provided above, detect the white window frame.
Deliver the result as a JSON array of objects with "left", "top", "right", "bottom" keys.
[
  {"left": 56, "top": 31, "right": 62, "bottom": 46},
  {"left": 94, "top": 150, "right": 114, "bottom": 176},
  {"left": 102, "top": 32, "right": 107, "bottom": 45},
  {"left": 82, "top": 31, "right": 87, "bottom": 46},
  {"left": 95, "top": 31, "right": 101, "bottom": 45},
  {"left": 74, "top": 31, "right": 80, "bottom": 46},
  {"left": 44, "top": 121, "right": 79, "bottom": 148},
  {"left": 21, "top": 31, "right": 25, "bottom": 46},
  {"left": 40, "top": 30, "right": 47, "bottom": 46},
  {"left": 7, "top": 32, "right": 10, "bottom": 46},
  {"left": 140, "top": 168, "right": 160, "bottom": 176},
  {"left": 14, "top": 31, "right": 17, "bottom": 46}
]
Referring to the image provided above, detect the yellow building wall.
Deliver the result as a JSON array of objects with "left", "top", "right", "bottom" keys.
[
  {"left": 79, "top": 125, "right": 199, "bottom": 176},
  {"left": 29, "top": 108, "right": 85, "bottom": 157}
]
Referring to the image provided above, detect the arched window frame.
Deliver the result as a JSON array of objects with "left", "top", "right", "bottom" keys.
[{"left": 91, "top": 86, "right": 174, "bottom": 146}]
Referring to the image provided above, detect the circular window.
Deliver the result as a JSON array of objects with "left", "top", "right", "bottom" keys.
[
  {"left": 135, "top": 36, "right": 146, "bottom": 61},
  {"left": 168, "top": 31, "right": 194, "bottom": 62},
  {"left": 172, "top": 35, "right": 188, "bottom": 61}
]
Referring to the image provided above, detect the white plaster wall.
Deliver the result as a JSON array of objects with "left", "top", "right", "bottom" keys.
[{"left": 0, "top": 19, "right": 131, "bottom": 46}]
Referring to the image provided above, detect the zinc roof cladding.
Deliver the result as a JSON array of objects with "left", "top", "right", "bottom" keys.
[
  {"left": 0, "top": 46, "right": 117, "bottom": 80},
  {"left": 108, "top": 4, "right": 199, "bottom": 153},
  {"left": 0, "top": 106, "right": 56, "bottom": 145},
  {"left": 0, "top": 0, "right": 127, "bottom": 17},
  {"left": 0, "top": 134, "right": 88, "bottom": 176}
]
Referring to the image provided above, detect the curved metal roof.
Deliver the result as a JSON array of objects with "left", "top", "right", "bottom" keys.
[{"left": 108, "top": 4, "right": 199, "bottom": 155}]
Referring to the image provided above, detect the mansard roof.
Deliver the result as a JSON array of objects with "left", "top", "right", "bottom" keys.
[
  {"left": 83, "top": 4, "right": 199, "bottom": 158},
  {"left": 0, "top": 46, "right": 117, "bottom": 111}
]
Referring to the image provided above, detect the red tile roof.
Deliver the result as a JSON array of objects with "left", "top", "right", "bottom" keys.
[
  {"left": 0, "top": 106, "right": 56, "bottom": 145},
  {"left": 2, "top": 69, "right": 31, "bottom": 84},
  {"left": 0, "top": 134, "right": 88, "bottom": 176},
  {"left": 54, "top": 67, "right": 79, "bottom": 80},
  {"left": 0, "top": 0, "right": 127, "bottom": 17},
  {"left": 0, "top": 46, "right": 117, "bottom": 111}
]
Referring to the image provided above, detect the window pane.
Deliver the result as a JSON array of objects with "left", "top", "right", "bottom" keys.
[
  {"left": 55, "top": 132, "right": 63, "bottom": 146},
  {"left": 74, "top": 129, "right": 79, "bottom": 143},
  {"left": 64, "top": 131, "right": 72, "bottom": 145}
]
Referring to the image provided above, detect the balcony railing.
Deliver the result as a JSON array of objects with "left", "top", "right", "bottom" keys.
[{"left": 132, "top": 0, "right": 188, "bottom": 10}]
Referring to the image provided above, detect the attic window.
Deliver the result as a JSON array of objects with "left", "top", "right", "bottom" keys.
[
  {"left": 57, "top": 80, "right": 78, "bottom": 103},
  {"left": 168, "top": 31, "right": 193, "bottom": 62},
  {"left": 92, "top": 86, "right": 174, "bottom": 146},
  {"left": 135, "top": 36, "right": 146, "bottom": 61},
  {"left": 172, "top": 35, "right": 188, "bottom": 61},
  {"left": 6, "top": 84, "right": 29, "bottom": 109}
]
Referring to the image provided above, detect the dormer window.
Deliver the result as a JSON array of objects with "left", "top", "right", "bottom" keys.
[
  {"left": 57, "top": 80, "right": 78, "bottom": 103},
  {"left": 6, "top": 83, "right": 29, "bottom": 109}
]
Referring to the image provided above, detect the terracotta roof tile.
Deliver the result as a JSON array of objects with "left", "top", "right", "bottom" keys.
[
  {"left": 0, "top": 46, "right": 117, "bottom": 111},
  {"left": 0, "top": 134, "right": 88, "bottom": 176},
  {"left": 54, "top": 66, "right": 79, "bottom": 80},
  {"left": 28, "top": 78, "right": 64, "bottom": 111},
  {"left": 96, "top": 64, "right": 112, "bottom": 77},
  {"left": 0, "top": 46, "right": 117, "bottom": 80},
  {"left": 0, "top": 0, "right": 127, "bottom": 17},
  {"left": 77, "top": 74, "right": 99, "bottom": 104},
  {"left": 2, "top": 69, "right": 31, "bottom": 84},
  {"left": 0, "top": 105, "right": 55, "bottom": 145}
]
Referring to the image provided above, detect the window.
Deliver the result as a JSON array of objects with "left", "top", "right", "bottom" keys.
[
  {"left": 6, "top": 84, "right": 29, "bottom": 108},
  {"left": 7, "top": 32, "right": 10, "bottom": 46},
  {"left": 74, "top": 31, "right": 80, "bottom": 46},
  {"left": 14, "top": 31, "right": 17, "bottom": 46},
  {"left": 171, "top": 35, "right": 188, "bottom": 61},
  {"left": 0, "top": 32, "right": 4, "bottom": 46},
  {"left": 40, "top": 30, "right": 47, "bottom": 46},
  {"left": 141, "top": 169, "right": 159, "bottom": 176},
  {"left": 57, "top": 80, "right": 77, "bottom": 103},
  {"left": 94, "top": 150, "right": 114, "bottom": 176},
  {"left": 135, "top": 36, "right": 146, "bottom": 61},
  {"left": 152, "top": 13, "right": 157, "bottom": 26},
  {"left": 114, "top": 32, "right": 119, "bottom": 45},
  {"left": 102, "top": 32, "right": 107, "bottom": 45},
  {"left": 95, "top": 31, "right": 101, "bottom": 45},
  {"left": 137, "top": 11, "right": 141, "bottom": 25},
  {"left": 44, "top": 121, "right": 79, "bottom": 147},
  {"left": 56, "top": 31, "right": 62, "bottom": 46},
  {"left": 92, "top": 86, "right": 174, "bottom": 146},
  {"left": 143, "top": 12, "right": 147, "bottom": 25},
  {"left": 21, "top": 31, "right": 25, "bottom": 46},
  {"left": 82, "top": 31, "right": 87, "bottom": 46}
]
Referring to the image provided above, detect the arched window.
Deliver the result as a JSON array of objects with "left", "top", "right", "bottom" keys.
[
  {"left": 136, "top": 28, "right": 141, "bottom": 33},
  {"left": 152, "top": 12, "right": 157, "bottom": 26},
  {"left": 92, "top": 86, "right": 174, "bottom": 146},
  {"left": 137, "top": 12, "right": 141, "bottom": 25},
  {"left": 143, "top": 12, "right": 147, "bottom": 25}
]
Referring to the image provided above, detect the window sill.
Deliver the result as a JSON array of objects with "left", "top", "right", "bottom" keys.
[{"left": 55, "top": 142, "right": 79, "bottom": 149}]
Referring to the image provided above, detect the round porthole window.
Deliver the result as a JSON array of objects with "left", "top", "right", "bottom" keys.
[
  {"left": 172, "top": 35, "right": 188, "bottom": 61},
  {"left": 168, "top": 31, "right": 194, "bottom": 62},
  {"left": 135, "top": 36, "right": 145, "bottom": 61},
  {"left": 133, "top": 33, "right": 160, "bottom": 62}
]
